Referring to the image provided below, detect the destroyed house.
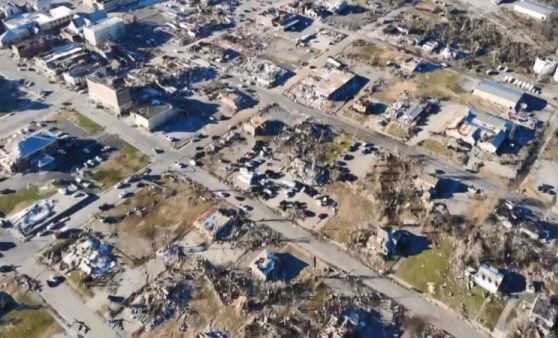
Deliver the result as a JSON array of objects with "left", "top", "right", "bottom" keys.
[
  {"left": 194, "top": 208, "right": 233, "bottom": 240},
  {"left": 495, "top": 202, "right": 525, "bottom": 229},
  {"left": 0, "top": 130, "right": 58, "bottom": 173},
  {"left": 474, "top": 264, "right": 504, "bottom": 294},
  {"left": 473, "top": 80, "right": 525, "bottom": 110},
  {"left": 220, "top": 91, "right": 253, "bottom": 111},
  {"left": 62, "top": 237, "right": 116, "bottom": 277},
  {"left": 402, "top": 103, "right": 428, "bottom": 125},
  {"left": 256, "top": 8, "right": 301, "bottom": 30},
  {"left": 249, "top": 249, "right": 281, "bottom": 281},
  {"left": 62, "top": 62, "right": 103, "bottom": 88},
  {"left": 11, "top": 36, "right": 54, "bottom": 59},
  {"left": 252, "top": 61, "right": 291, "bottom": 88},
  {"left": 519, "top": 218, "right": 547, "bottom": 241},
  {"left": 415, "top": 173, "right": 439, "bottom": 198},
  {"left": 530, "top": 297, "right": 558, "bottom": 336},
  {"left": 368, "top": 228, "right": 408, "bottom": 257},
  {"left": 445, "top": 107, "right": 513, "bottom": 154}
]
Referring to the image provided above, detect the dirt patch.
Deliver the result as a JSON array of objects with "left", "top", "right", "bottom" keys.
[
  {"left": 93, "top": 142, "right": 150, "bottom": 187},
  {"left": 542, "top": 131, "right": 558, "bottom": 162},
  {"left": 342, "top": 41, "right": 404, "bottom": 68},
  {"left": 322, "top": 183, "right": 380, "bottom": 245},
  {"left": 374, "top": 70, "right": 466, "bottom": 103},
  {"left": 386, "top": 122, "right": 409, "bottom": 139},
  {"left": 419, "top": 139, "right": 467, "bottom": 165},
  {"left": 102, "top": 177, "right": 216, "bottom": 262}
]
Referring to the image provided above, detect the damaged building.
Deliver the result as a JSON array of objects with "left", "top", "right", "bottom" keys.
[
  {"left": 445, "top": 107, "right": 514, "bottom": 154},
  {"left": 1, "top": 6, "right": 73, "bottom": 47},
  {"left": 193, "top": 207, "right": 235, "bottom": 240},
  {"left": 131, "top": 102, "right": 177, "bottom": 131},
  {"left": 241, "top": 59, "right": 292, "bottom": 88},
  {"left": 288, "top": 67, "right": 363, "bottom": 109},
  {"left": 249, "top": 249, "right": 282, "bottom": 281},
  {"left": 86, "top": 72, "right": 132, "bottom": 114},
  {"left": 62, "top": 236, "right": 116, "bottom": 277},
  {"left": 83, "top": 16, "right": 125, "bottom": 47},
  {"left": 0, "top": 129, "right": 58, "bottom": 173}
]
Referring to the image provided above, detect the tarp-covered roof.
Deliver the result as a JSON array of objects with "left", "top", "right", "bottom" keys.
[{"left": 8, "top": 131, "right": 57, "bottom": 161}]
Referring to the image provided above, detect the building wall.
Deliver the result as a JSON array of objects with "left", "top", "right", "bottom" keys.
[
  {"left": 133, "top": 106, "right": 177, "bottom": 131},
  {"left": 514, "top": 6, "right": 549, "bottom": 21},
  {"left": 39, "top": 15, "right": 73, "bottom": 31},
  {"left": 472, "top": 90, "right": 519, "bottom": 109},
  {"left": 83, "top": 19, "right": 125, "bottom": 46},
  {"left": 86, "top": 78, "right": 132, "bottom": 114}
]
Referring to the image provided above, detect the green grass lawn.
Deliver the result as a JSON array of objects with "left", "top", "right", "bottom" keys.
[
  {"left": 0, "top": 186, "right": 55, "bottom": 216},
  {"left": 53, "top": 111, "right": 103, "bottom": 135},
  {"left": 479, "top": 299, "right": 506, "bottom": 330},
  {"left": 0, "top": 294, "right": 61, "bottom": 338},
  {"left": 322, "top": 135, "right": 353, "bottom": 163},
  {"left": 75, "top": 114, "right": 103, "bottom": 135},
  {"left": 396, "top": 238, "right": 485, "bottom": 319},
  {"left": 93, "top": 143, "right": 150, "bottom": 187}
]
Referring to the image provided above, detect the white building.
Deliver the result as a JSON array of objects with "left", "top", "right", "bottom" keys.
[
  {"left": 131, "top": 103, "right": 178, "bottom": 131},
  {"left": 3, "top": 6, "right": 72, "bottom": 32},
  {"left": 83, "top": 17, "right": 125, "bottom": 47},
  {"left": 474, "top": 264, "right": 504, "bottom": 294},
  {"left": 533, "top": 57, "right": 558, "bottom": 76},
  {"left": 514, "top": 0, "right": 556, "bottom": 21}
]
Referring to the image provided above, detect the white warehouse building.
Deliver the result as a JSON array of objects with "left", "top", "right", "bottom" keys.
[
  {"left": 533, "top": 57, "right": 558, "bottom": 76},
  {"left": 83, "top": 17, "right": 125, "bottom": 47},
  {"left": 514, "top": 0, "right": 556, "bottom": 21}
]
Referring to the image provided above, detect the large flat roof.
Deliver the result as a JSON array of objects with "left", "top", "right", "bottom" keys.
[
  {"left": 475, "top": 80, "right": 524, "bottom": 105},
  {"left": 4, "top": 6, "right": 71, "bottom": 29},
  {"left": 86, "top": 16, "right": 124, "bottom": 32},
  {"left": 6, "top": 130, "right": 58, "bottom": 161},
  {"left": 132, "top": 103, "right": 173, "bottom": 119},
  {"left": 303, "top": 67, "right": 355, "bottom": 96},
  {"left": 515, "top": 0, "right": 556, "bottom": 17}
]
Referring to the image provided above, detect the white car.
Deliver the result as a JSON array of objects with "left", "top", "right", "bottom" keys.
[
  {"left": 174, "top": 161, "right": 184, "bottom": 168},
  {"left": 71, "top": 191, "right": 86, "bottom": 199}
]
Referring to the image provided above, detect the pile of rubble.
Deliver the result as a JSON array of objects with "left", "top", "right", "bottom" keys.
[
  {"left": 128, "top": 267, "right": 197, "bottom": 330},
  {"left": 61, "top": 236, "right": 117, "bottom": 277}
]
